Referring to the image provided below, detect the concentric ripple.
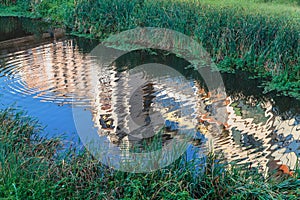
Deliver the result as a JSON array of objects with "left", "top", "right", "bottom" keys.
[
  {"left": 0, "top": 40, "right": 95, "bottom": 105},
  {"left": 0, "top": 27, "right": 299, "bottom": 173}
]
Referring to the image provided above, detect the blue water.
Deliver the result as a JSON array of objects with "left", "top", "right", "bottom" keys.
[
  {"left": 1, "top": 16, "right": 300, "bottom": 172},
  {"left": 0, "top": 77, "right": 79, "bottom": 142}
]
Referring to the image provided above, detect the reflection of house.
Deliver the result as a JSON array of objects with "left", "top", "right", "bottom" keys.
[
  {"left": 19, "top": 40, "right": 94, "bottom": 103},
  {"left": 92, "top": 65, "right": 198, "bottom": 152},
  {"left": 9, "top": 39, "right": 300, "bottom": 172},
  {"left": 201, "top": 93, "right": 300, "bottom": 172}
]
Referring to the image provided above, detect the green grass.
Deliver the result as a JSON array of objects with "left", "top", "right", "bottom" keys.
[
  {"left": 0, "top": 0, "right": 299, "bottom": 100},
  {"left": 197, "top": 0, "right": 300, "bottom": 20},
  {"left": 70, "top": 0, "right": 300, "bottom": 99},
  {"left": 0, "top": 109, "right": 300, "bottom": 199},
  {"left": 0, "top": 5, "right": 33, "bottom": 17},
  {"left": 0, "top": 1, "right": 300, "bottom": 199}
]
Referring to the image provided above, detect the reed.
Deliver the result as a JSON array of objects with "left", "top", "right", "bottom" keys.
[
  {"left": 0, "top": 1, "right": 300, "bottom": 199},
  {"left": 71, "top": 0, "right": 299, "bottom": 100},
  {"left": 0, "top": 0, "right": 299, "bottom": 99},
  {"left": 0, "top": 109, "right": 300, "bottom": 199}
]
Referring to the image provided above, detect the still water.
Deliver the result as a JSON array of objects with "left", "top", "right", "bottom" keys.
[{"left": 0, "top": 17, "right": 299, "bottom": 172}]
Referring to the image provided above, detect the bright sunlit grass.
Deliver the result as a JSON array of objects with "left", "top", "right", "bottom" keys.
[{"left": 176, "top": 0, "right": 300, "bottom": 21}]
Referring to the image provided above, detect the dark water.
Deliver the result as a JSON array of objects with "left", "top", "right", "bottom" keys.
[
  {"left": 0, "top": 17, "right": 299, "bottom": 172},
  {"left": 0, "top": 17, "right": 49, "bottom": 41}
]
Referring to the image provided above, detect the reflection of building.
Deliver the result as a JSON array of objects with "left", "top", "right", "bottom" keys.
[
  {"left": 200, "top": 92, "right": 300, "bottom": 173},
  {"left": 19, "top": 40, "right": 94, "bottom": 103},
  {"left": 92, "top": 65, "right": 198, "bottom": 152},
  {"left": 6, "top": 39, "right": 300, "bottom": 173}
]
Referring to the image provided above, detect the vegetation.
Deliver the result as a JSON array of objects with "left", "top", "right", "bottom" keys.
[
  {"left": 0, "top": 108, "right": 300, "bottom": 199},
  {"left": 73, "top": 0, "right": 300, "bottom": 100},
  {"left": 1, "top": 0, "right": 298, "bottom": 99},
  {"left": 0, "top": 1, "right": 299, "bottom": 198}
]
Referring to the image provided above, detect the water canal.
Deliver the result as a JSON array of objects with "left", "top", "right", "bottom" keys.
[{"left": 0, "top": 17, "right": 299, "bottom": 172}]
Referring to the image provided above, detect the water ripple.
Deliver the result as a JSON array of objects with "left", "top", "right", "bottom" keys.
[
  {"left": 0, "top": 36, "right": 299, "bottom": 173},
  {"left": 0, "top": 39, "right": 95, "bottom": 105}
]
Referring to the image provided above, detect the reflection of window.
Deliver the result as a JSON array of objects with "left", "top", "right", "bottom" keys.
[
  {"left": 142, "top": 82, "right": 155, "bottom": 125},
  {"left": 165, "top": 120, "right": 179, "bottom": 132},
  {"left": 99, "top": 114, "right": 115, "bottom": 130}
]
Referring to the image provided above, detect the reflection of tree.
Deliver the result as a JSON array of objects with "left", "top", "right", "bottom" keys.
[
  {"left": 0, "top": 17, "right": 51, "bottom": 42},
  {"left": 21, "top": 18, "right": 51, "bottom": 39},
  {"left": 222, "top": 70, "right": 300, "bottom": 115},
  {"left": 0, "top": 17, "right": 28, "bottom": 41}
]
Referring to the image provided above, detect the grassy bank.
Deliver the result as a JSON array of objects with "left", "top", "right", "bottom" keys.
[
  {"left": 0, "top": 1, "right": 300, "bottom": 199},
  {"left": 0, "top": 0, "right": 299, "bottom": 100},
  {"left": 72, "top": 0, "right": 300, "bottom": 99},
  {"left": 0, "top": 109, "right": 300, "bottom": 199}
]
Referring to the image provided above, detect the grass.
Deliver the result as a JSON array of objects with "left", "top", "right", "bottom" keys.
[
  {"left": 196, "top": 0, "right": 300, "bottom": 20},
  {"left": 72, "top": 0, "right": 300, "bottom": 100},
  {"left": 0, "top": 0, "right": 299, "bottom": 99},
  {"left": 0, "top": 5, "right": 34, "bottom": 17},
  {"left": 0, "top": 108, "right": 300, "bottom": 199},
  {"left": 0, "top": 2, "right": 299, "bottom": 198}
]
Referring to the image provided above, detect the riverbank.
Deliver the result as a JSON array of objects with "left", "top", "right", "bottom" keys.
[
  {"left": 1, "top": 0, "right": 299, "bottom": 100},
  {"left": 0, "top": 108, "right": 299, "bottom": 199},
  {"left": 0, "top": 1, "right": 300, "bottom": 199}
]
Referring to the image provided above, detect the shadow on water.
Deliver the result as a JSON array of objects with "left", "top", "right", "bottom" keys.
[
  {"left": 0, "top": 17, "right": 51, "bottom": 41},
  {"left": 0, "top": 16, "right": 299, "bottom": 173},
  {"left": 222, "top": 71, "right": 300, "bottom": 115}
]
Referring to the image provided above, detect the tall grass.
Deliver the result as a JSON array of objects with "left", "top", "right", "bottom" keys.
[
  {"left": 1, "top": 109, "right": 300, "bottom": 199},
  {"left": 0, "top": 1, "right": 300, "bottom": 198},
  {"left": 0, "top": 0, "right": 17, "bottom": 6},
  {"left": 70, "top": 0, "right": 300, "bottom": 99},
  {"left": 0, "top": 0, "right": 299, "bottom": 98}
]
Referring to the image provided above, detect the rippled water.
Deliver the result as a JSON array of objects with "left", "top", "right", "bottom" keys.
[{"left": 0, "top": 17, "right": 299, "bottom": 172}]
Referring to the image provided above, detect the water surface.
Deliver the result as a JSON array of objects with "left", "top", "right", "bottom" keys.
[{"left": 0, "top": 17, "right": 299, "bottom": 172}]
